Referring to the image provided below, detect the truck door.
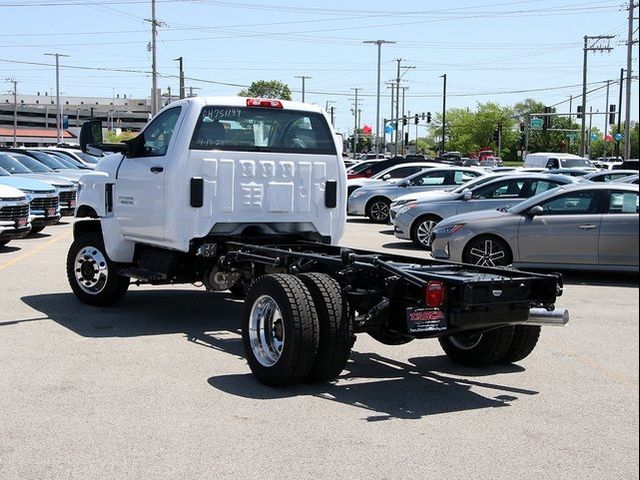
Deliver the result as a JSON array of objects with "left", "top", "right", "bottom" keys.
[{"left": 114, "top": 106, "right": 183, "bottom": 241}]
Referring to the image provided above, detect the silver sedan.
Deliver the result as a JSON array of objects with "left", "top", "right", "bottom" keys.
[
  {"left": 431, "top": 183, "right": 639, "bottom": 272},
  {"left": 392, "top": 173, "right": 577, "bottom": 248},
  {"left": 347, "top": 167, "right": 484, "bottom": 223}
]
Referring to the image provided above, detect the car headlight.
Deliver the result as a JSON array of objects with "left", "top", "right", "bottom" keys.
[
  {"left": 434, "top": 223, "right": 466, "bottom": 235},
  {"left": 77, "top": 181, "right": 85, "bottom": 195}
]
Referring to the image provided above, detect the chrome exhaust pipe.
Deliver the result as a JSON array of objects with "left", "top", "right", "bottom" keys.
[{"left": 524, "top": 307, "right": 569, "bottom": 326}]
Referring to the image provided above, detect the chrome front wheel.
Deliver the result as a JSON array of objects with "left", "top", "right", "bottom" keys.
[
  {"left": 74, "top": 245, "right": 109, "bottom": 295},
  {"left": 411, "top": 216, "right": 440, "bottom": 249}
]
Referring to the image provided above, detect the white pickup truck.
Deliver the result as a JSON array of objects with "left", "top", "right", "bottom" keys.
[{"left": 69, "top": 96, "right": 568, "bottom": 387}]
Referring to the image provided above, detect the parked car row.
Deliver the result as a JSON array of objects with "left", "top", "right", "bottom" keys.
[
  {"left": 342, "top": 154, "right": 639, "bottom": 272},
  {"left": 0, "top": 147, "right": 94, "bottom": 248}
]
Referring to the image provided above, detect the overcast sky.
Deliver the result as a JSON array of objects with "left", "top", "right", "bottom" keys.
[{"left": 0, "top": 0, "right": 637, "bottom": 135}]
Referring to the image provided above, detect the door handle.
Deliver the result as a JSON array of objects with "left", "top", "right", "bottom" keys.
[
  {"left": 150, "top": 166, "right": 164, "bottom": 173},
  {"left": 578, "top": 224, "right": 597, "bottom": 230}
]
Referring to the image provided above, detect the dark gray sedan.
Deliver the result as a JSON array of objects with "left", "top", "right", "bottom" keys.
[{"left": 431, "top": 183, "right": 639, "bottom": 272}]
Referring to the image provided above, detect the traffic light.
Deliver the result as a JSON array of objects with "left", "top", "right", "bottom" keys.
[
  {"left": 576, "top": 105, "right": 582, "bottom": 119},
  {"left": 520, "top": 122, "right": 525, "bottom": 132},
  {"left": 414, "top": 114, "right": 419, "bottom": 125},
  {"left": 493, "top": 129, "right": 499, "bottom": 143},
  {"left": 609, "top": 104, "right": 616, "bottom": 125},
  {"left": 402, "top": 116, "right": 407, "bottom": 126},
  {"left": 542, "top": 106, "right": 550, "bottom": 132},
  {"left": 426, "top": 112, "right": 432, "bottom": 123}
]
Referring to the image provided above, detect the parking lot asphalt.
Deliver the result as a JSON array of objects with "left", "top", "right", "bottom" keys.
[{"left": 1, "top": 219, "right": 638, "bottom": 480}]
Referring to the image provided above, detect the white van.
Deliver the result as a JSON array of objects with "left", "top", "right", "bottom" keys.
[{"left": 524, "top": 152, "right": 597, "bottom": 171}]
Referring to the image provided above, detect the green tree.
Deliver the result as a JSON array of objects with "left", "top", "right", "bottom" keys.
[
  {"left": 238, "top": 80, "right": 292, "bottom": 100},
  {"left": 433, "top": 102, "right": 516, "bottom": 159}
]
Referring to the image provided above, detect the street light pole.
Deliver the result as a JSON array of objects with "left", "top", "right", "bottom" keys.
[
  {"left": 6, "top": 79, "right": 18, "bottom": 147},
  {"left": 44, "top": 52, "right": 70, "bottom": 144},
  {"left": 364, "top": 40, "right": 395, "bottom": 156},
  {"left": 440, "top": 73, "right": 447, "bottom": 156}
]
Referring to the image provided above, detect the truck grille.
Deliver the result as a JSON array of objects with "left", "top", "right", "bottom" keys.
[
  {"left": 59, "top": 190, "right": 77, "bottom": 206},
  {"left": 30, "top": 196, "right": 59, "bottom": 211},
  {"left": 0, "top": 204, "right": 29, "bottom": 222}
]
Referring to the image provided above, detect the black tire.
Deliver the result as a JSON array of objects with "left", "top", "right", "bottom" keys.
[
  {"left": 66, "top": 231, "right": 130, "bottom": 306},
  {"left": 501, "top": 325, "right": 541, "bottom": 363},
  {"left": 242, "top": 274, "right": 319, "bottom": 387},
  {"left": 410, "top": 215, "right": 441, "bottom": 249},
  {"left": 439, "top": 326, "right": 515, "bottom": 367},
  {"left": 29, "top": 225, "right": 46, "bottom": 235},
  {"left": 366, "top": 197, "right": 391, "bottom": 223},
  {"left": 298, "top": 273, "right": 353, "bottom": 382},
  {"left": 462, "top": 235, "right": 513, "bottom": 267}
]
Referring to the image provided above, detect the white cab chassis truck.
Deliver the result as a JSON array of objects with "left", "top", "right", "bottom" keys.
[{"left": 68, "top": 97, "right": 568, "bottom": 387}]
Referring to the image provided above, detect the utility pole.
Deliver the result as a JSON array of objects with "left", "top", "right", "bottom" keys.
[
  {"left": 616, "top": 68, "right": 624, "bottom": 158},
  {"left": 44, "top": 52, "right": 70, "bottom": 144},
  {"left": 580, "top": 35, "right": 614, "bottom": 157},
  {"left": 295, "top": 75, "right": 312, "bottom": 102},
  {"left": 174, "top": 57, "right": 185, "bottom": 100},
  {"left": 441, "top": 73, "right": 447, "bottom": 156},
  {"left": 393, "top": 59, "right": 414, "bottom": 156},
  {"left": 604, "top": 80, "right": 610, "bottom": 156},
  {"left": 145, "top": 0, "right": 162, "bottom": 116},
  {"left": 351, "top": 88, "right": 361, "bottom": 160},
  {"left": 363, "top": 40, "right": 395, "bottom": 155},
  {"left": 623, "top": 0, "right": 636, "bottom": 160},
  {"left": 7, "top": 79, "right": 17, "bottom": 147}
]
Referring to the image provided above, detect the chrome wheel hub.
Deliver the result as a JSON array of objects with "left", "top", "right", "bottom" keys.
[
  {"left": 74, "top": 245, "right": 109, "bottom": 295},
  {"left": 449, "top": 333, "right": 483, "bottom": 350},
  {"left": 249, "top": 295, "right": 285, "bottom": 367}
]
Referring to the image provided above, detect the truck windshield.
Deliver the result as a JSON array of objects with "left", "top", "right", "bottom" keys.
[{"left": 190, "top": 106, "right": 336, "bottom": 155}]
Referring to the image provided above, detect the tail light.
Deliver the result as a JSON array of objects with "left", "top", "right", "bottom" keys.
[
  {"left": 246, "top": 98, "right": 283, "bottom": 109},
  {"left": 425, "top": 280, "right": 445, "bottom": 307}
]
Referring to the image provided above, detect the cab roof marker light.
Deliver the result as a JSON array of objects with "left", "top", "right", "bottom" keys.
[{"left": 246, "top": 98, "right": 284, "bottom": 109}]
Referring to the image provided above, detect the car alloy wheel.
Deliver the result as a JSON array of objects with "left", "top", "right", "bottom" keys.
[{"left": 466, "top": 237, "right": 510, "bottom": 267}]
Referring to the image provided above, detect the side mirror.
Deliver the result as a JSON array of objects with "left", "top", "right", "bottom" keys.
[
  {"left": 528, "top": 205, "right": 544, "bottom": 217},
  {"left": 399, "top": 179, "right": 410, "bottom": 187},
  {"left": 463, "top": 190, "right": 473, "bottom": 201},
  {"left": 382, "top": 173, "right": 391, "bottom": 181},
  {"left": 80, "top": 120, "right": 103, "bottom": 153}
]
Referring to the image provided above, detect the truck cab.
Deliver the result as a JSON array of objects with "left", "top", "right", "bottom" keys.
[{"left": 76, "top": 97, "right": 346, "bottom": 262}]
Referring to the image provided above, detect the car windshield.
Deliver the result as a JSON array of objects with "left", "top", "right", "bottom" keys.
[
  {"left": 26, "top": 151, "right": 68, "bottom": 170},
  {"left": 0, "top": 165, "right": 11, "bottom": 176},
  {"left": 506, "top": 185, "right": 564, "bottom": 213},
  {"left": 348, "top": 161, "right": 376, "bottom": 174},
  {"left": 450, "top": 174, "right": 497, "bottom": 193},
  {"left": 190, "top": 106, "right": 336, "bottom": 154},
  {"left": 75, "top": 151, "right": 100, "bottom": 164},
  {"left": 8, "top": 153, "right": 53, "bottom": 173},
  {"left": 0, "top": 153, "right": 35, "bottom": 174},
  {"left": 560, "top": 158, "right": 593, "bottom": 168}
]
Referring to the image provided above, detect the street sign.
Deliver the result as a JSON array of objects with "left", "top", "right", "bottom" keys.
[{"left": 530, "top": 118, "right": 543, "bottom": 129}]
